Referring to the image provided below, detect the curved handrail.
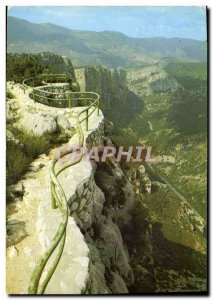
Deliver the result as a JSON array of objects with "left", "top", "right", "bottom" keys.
[
  {"left": 22, "top": 73, "right": 71, "bottom": 88},
  {"left": 23, "top": 74, "right": 100, "bottom": 129},
  {"left": 23, "top": 74, "right": 100, "bottom": 294}
]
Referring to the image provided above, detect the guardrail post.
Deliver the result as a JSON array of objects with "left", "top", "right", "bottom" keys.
[
  {"left": 97, "top": 101, "right": 100, "bottom": 116},
  {"left": 50, "top": 180, "right": 57, "bottom": 209},
  {"left": 86, "top": 109, "right": 89, "bottom": 131},
  {"left": 32, "top": 80, "right": 35, "bottom": 100},
  {"left": 68, "top": 94, "right": 71, "bottom": 109}
]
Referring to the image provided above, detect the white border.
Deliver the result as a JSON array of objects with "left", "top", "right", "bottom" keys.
[{"left": 0, "top": 1, "right": 211, "bottom": 299}]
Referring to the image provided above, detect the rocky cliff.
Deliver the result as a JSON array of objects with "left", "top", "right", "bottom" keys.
[
  {"left": 75, "top": 65, "right": 142, "bottom": 131},
  {"left": 6, "top": 53, "right": 207, "bottom": 294},
  {"left": 6, "top": 81, "right": 137, "bottom": 294},
  {"left": 127, "top": 62, "right": 181, "bottom": 97}
]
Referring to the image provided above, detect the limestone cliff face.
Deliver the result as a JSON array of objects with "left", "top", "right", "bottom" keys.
[
  {"left": 81, "top": 168, "right": 136, "bottom": 294},
  {"left": 6, "top": 55, "right": 141, "bottom": 294},
  {"left": 67, "top": 136, "right": 136, "bottom": 293},
  {"left": 75, "top": 65, "right": 142, "bottom": 129},
  {"left": 6, "top": 81, "right": 136, "bottom": 294},
  {"left": 126, "top": 63, "right": 181, "bottom": 97}
]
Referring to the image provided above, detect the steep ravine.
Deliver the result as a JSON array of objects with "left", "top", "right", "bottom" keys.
[
  {"left": 74, "top": 62, "right": 207, "bottom": 293},
  {"left": 84, "top": 160, "right": 136, "bottom": 294},
  {"left": 87, "top": 154, "right": 206, "bottom": 293},
  {"left": 75, "top": 65, "right": 142, "bottom": 134}
]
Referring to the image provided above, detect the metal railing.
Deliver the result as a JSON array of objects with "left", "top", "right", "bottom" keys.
[
  {"left": 23, "top": 74, "right": 99, "bottom": 129},
  {"left": 22, "top": 74, "right": 100, "bottom": 294},
  {"left": 22, "top": 73, "right": 72, "bottom": 87}
]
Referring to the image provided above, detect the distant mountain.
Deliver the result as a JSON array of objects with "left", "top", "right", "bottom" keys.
[{"left": 7, "top": 16, "right": 207, "bottom": 67}]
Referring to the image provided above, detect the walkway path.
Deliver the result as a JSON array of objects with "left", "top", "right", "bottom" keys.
[{"left": 7, "top": 85, "right": 104, "bottom": 294}]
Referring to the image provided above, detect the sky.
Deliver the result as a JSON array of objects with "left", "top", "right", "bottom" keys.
[{"left": 8, "top": 6, "right": 207, "bottom": 40}]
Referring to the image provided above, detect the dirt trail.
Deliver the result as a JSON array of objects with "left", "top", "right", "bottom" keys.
[{"left": 6, "top": 177, "right": 42, "bottom": 294}]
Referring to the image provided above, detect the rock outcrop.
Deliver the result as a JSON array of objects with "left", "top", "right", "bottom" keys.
[
  {"left": 75, "top": 65, "right": 142, "bottom": 129},
  {"left": 127, "top": 63, "right": 181, "bottom": 96},
  {"left": 6, "top": 82, "right": 135, "bottom": 294},
  {"left": 18, "top": 111, "right": 57, "bottom": 136},
  {"left": 82, "top": 159, "right": 136, "bottom": 293},
  {"left": 127, "top": 165, "right": 152, "bottom": 194},
  {"left": 7, "top": 82, "right": 77, "bottom": 138}
]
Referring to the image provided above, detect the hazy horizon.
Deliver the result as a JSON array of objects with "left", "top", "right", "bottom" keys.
[{"left": 8, "top": 6, "right": 207, "bottom": 41}]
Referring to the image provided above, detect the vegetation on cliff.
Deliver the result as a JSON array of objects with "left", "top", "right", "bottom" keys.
[
  {"left": 126, "top": 60, "right": 207, "bottom": 218},
  {"left": 7, "top": 52, "right": 76, "bottom": 83}
]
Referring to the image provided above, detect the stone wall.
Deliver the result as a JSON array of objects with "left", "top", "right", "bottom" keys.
[
  {"left": 35, "top": 83, "right": 70, "bottom": 94},
  {"left": 67, "top": 118, "right": 105, "bottom": 229},
  {"left": 86, "top": 119, "right": 105, "bottom": 149},
  {"left": 31, "top": 83, "right": 71, "bottom": 108}
]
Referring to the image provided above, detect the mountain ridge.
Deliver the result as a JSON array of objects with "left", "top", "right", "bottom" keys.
[
  {"left": 7, "top": 16, "right": 207, "bottom": 67},
  {"left": 8, "top": 16, "right": 206, "bottom": 41}
]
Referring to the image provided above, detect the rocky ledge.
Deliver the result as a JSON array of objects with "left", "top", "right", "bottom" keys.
[{"left": 6, "top": 83, "right": 135, "bottom": 294}]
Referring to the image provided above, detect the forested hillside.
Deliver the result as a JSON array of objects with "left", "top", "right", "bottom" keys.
[
  {"left": 7, "top": 52, "right": 76, "bottom": 82},
  {"left": 7, "top": 16, "right": 207, "bottom": 67}
]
